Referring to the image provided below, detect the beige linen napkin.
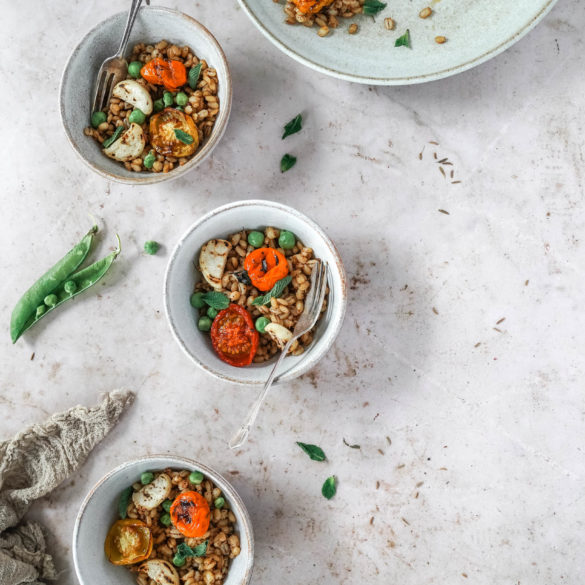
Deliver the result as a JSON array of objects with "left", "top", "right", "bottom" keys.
[{"left": 0, "top": 389, "right": 134, "bottom": 585}]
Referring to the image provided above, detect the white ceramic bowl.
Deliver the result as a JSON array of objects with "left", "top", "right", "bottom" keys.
[
  {"left": 164, "top": 200, "right": 347, "bottom": 385},
  {"left": 73, "top": 455, "right": 254, "bottom": 585},
  {"left": 60, "top": 7, "right": 232, "bottom": 184}
]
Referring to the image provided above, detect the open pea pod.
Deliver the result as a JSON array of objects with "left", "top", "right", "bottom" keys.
[
  {"left": 10, "top": 225, "right": 98, "bottom": 343},
  {"left": 17, "top": 236, "right": 121, "bottom": 340}
]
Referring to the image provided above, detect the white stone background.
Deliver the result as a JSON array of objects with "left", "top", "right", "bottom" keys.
[{"left": 0, "top": 0, "right": 584, "bottom": 583}]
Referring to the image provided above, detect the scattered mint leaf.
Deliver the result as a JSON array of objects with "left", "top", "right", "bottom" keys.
[
  {"left": 201, "top": 291, "right": 230, "bottom": 310},
  {"left": 297, "top": 442, "right": 326, "bottom": 461},
  {"left": 118, "top": 486, "right": 133, "bottom": 519},
  {"left": 395, "top": 29, "right": 411, "bottom": 48},
  {"left": 252, "top": 275, "right": 292, "bottom": 306},
  {"left": 188, "top": 63, "right": 203, "bottom": 89},
  {"left": 280, "top": 154, "right": 297, "bottom": 173},
  {"left": 174, "top": 129, "right": 195, "bottom": 144},
  {"left": 363, "top": 0, "right": 387, "bottom": 16},
  {"left": 322, "top": 476, "right": 337, "bottom": 499},
  {"left": 282, "top": 114, "right": 303, "bottom": 139},
  {"left": 102, "top": 125, "right": 124, "bottom": 149}
]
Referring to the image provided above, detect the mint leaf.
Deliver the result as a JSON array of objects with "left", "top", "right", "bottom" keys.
[
  {"left": 174, "top": 129, "right": 194, "bottom": 144},
  {"left": 363, "top": 0, "right": 386, "bottom": 16},
  {"left": 176, "top": 540, "right": 208, "bottom": 561},
  {"left": 251, "top": 275, "right": 292, "bottom": 306},
  {"left": 188, "top": 63, "right": 203, "bottom": 89},
  {"left": 395, "top": 29, "right": 411, "bottom": 48},
  {"left": 201, "top": 291, "right": 230, "bottom": 310},
  {"left": 297, "top": 442, "right": 326, "bottom": 461},
  {"left": 280, "top": 154, "right": 297, "bottom": 173},
  {"left": 322, "top": 476, "right": 336, "bottom": 500},
  {"left": 102, "top": 125, "right": 124, "bottom": 149},
  {"left": 118, "top": 486, "right": 133, "bottom": 519},
  {"left": 282, "top": 114, "right": 302, "bottom": 139}
]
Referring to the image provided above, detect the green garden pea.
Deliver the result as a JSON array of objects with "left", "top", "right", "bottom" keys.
[
  {"left": 144, "top": 240, "right": 159, "bottom": 255},
  {"left": 175, "top": 92, "right": 188, "bottom": 106},
  {"left": 153, "top": 99, "right": 164, "bottom": 113},
  {"left": 35, "top": 305, "right": 46, "bottom": 319},
  {"left": 91, "top": 111, "right": 107, "bottom": 128},
  {"left": 163, "top": 91, "right": 174, "bottom": 107},
  {"left": 207, "top": 307, "right": 218, "bottom": 319},
  {"left": 172, "top": 554, "right": 186, "bottom": 567},
  {"left": 278, "top": 230, "right": 296, "bottom": 250},
  {"left": 128, "top": 61, "right": 143, "bottom": 78},
  {"left": 190, "top": 292, "right": 206, "bottom": 309},
  {"left": 160, "top": 513, "right": 172, "bottom": 527},
  {"left": 44, "top": 294, "right": 58, "bottom": 307},
  {"left": 189, "top": 471, "right": 204, "bottom": 484},
  {"left": 198, "top": 316, "right": 212, "bottom": 332},
  {"left": 128, "top": 109, "right": 146, "bottom": 125},
  {"left": 247, "top": 231, "right": 265, "bottom": 248},
  {"left": 214, "top": 497, "right": 225, "bottom": 509},
  {"left": 141, "top": 472, "right": 154, "bottom": 485},
  {"left": 64, "top": 280, "right": 77, "bottom": 294},
  {"left": 162, "top": 499, "right": 173, "bottom": 513},
  {"left": 143, "top": 151, "right": 156, "bottom": 169},
  {"left": 255, "top": 316, "right": 270, "bottom": 333}
]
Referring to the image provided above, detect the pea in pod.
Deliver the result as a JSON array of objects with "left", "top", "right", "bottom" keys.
[
  {"left": 16, "top": 236, "right": 122, "bottom": 338},
  {"left": 10, "top": 225, "right": 98, "bottom": 343}
]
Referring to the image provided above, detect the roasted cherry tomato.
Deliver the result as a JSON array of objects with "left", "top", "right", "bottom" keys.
[
  {"left": 244, "top": 248, "right": 289, "bottom": 292},
  {"left": 104, "top": 519, "right": 153, "bottom": 565},
  {"left": 149, "top": 108, "right": 199, "bottom": 158},
  {"left": 140, "top": 58, "right": 187, "bottom": 91},
  {"left": 210, "top": 304, "right": 259, "bottom": 367},
  {"left": 291, "top": 0, "right": 334, "bottom": 14},
  {"left": 170, "top": 491, "right": 211, "bottom": 538}
]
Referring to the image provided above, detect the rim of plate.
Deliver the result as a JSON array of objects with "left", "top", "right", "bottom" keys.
[
  {"left": 72, "top": 454, "right": 254, "bottom": 585},
  {"left": 59, "top": 6, "right": 232, "bottom": 185},
  {"left": 237, "top": 0, "right": 558, "bottom": 85},
  {"left": 163, "top": 199, "right": 347, "bottom": 386}
]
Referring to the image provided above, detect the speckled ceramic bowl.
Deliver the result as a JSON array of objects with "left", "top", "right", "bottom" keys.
[
  {"left": 164, "top": 200, "right": 347, "bottom": 385},
  {"left": 73, "top": 455, "right": 254, "bottom": 585},
  {"left": 60, "top": 7, "right": 232, "bottom": 184}
]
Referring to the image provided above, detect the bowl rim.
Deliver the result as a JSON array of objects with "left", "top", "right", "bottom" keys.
[
  {"left": 59, "top": 6, "right": 233, "bottom": 185},
  {"left": 163, "top": 199, "right": 347, "bottom": 386},
  {"left": 72, "top": 454, "right": 255, "bottom": 585}
]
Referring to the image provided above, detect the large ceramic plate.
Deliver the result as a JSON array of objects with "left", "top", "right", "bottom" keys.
[{"left": 238, "top": 0, "right": 558, "bottom": 84}]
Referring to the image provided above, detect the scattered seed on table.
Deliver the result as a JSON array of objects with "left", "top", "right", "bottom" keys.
[
  {"left": 493, "top": 327, "right": 503, "bottom": 333},
  {"left": 435, "top": 36, "right": 447, "bottom": 44},
  {"left": 378, "top": 448, "right": 385, "bottom": 455},
  {"left": 402, "top": 517, "right": 410, "bottom": 525},
  {"left": 348, "top": 23, "right": 358, "bottom": 34},
  {"left": 452, "top": 180, "right": 462, "bottom": 184},
  {"left": 433, "top": 152, "right": 438, "bottom": 159},
  {"left": 419, "top": 7, "right": 432, "bottom": 18},
  {"left": 369, "top": 516, "right": 375, "bottom": 525},
  {"left": 386, "top": 436, "right": 391, "bottom": 445},
  {"left": 384, "top": 17, "right": 395, "bottom": 30},
  {"left": 496, "top": 317, "right": 506, "bottom": 325},
  {"left": 439, "top": 167, "right": 446, "bottom": 178},
  {"left": 30, "top": 352, "right": 35, "bottom": 361},
  {"left": 474, "top": 342, "right": 481, "bottom": 348},
  {"left": 432, "top": 307, "right": 439, "bottom": 315},
  {"left": 318, "top": 25, "right": 329, "bottom": 37},
  {"left": 429, "top": 141, "right": 439, "bottom": 145}
]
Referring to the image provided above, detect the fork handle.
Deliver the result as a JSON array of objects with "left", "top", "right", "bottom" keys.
[
  {"left": 116, "top": 0, "right": 144, "bottom": 58},
  {"left": 228, "top": 338, "right": 293, "bottom": 450}
]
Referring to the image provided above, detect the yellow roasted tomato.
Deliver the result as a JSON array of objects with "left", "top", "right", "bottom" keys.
[
  {"left": 104, "top": 519, "right": 153, "bottom": 565},
  {"left": 149, "top": 108, "right": 199, "bottom": 157},
  {"left": 291, "top": 0, "right": 334, "bottom": 14}
]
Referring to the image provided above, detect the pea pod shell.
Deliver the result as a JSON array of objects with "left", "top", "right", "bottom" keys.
[
  {"left": 10, "top": 225, "right": 98, "bottom": 343},
  {"left": 17, "top": 236, "right": 121, "bottom": 339}
]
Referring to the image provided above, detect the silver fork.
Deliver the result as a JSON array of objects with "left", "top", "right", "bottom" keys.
[
  {"left": 91, "top": 0, "right": 148, "bottom": 114},
  {"left": 229, "top": 259, "right": 328, "bottom": 449}
]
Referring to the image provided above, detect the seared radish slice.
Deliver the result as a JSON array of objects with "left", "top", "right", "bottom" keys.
[
  {"left": 199, "top": 239, "right": 232, "bottom": 290},
  {"left": 132, "top": 473, "right": 171, "bottom": 510},
  {"left": 264, "top": 323, "right": 293, "bottom": 350},
  {"left": 103, "top": 123, "right": 146, "bottom": 162},
  {"left": 139, "top": 559, "right": 179, "bottom": 585},
  {"left": 112, "top": 79, "right": 153, "bottom": 115}
]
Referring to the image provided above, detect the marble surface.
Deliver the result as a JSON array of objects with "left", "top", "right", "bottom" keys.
[{"left": 1, "top": 1, "right": 584, "bottom": 583}]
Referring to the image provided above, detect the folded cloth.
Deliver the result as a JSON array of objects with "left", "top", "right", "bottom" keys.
[{"left": 0, "top": 389, "right": 134, "bottom": 585}]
